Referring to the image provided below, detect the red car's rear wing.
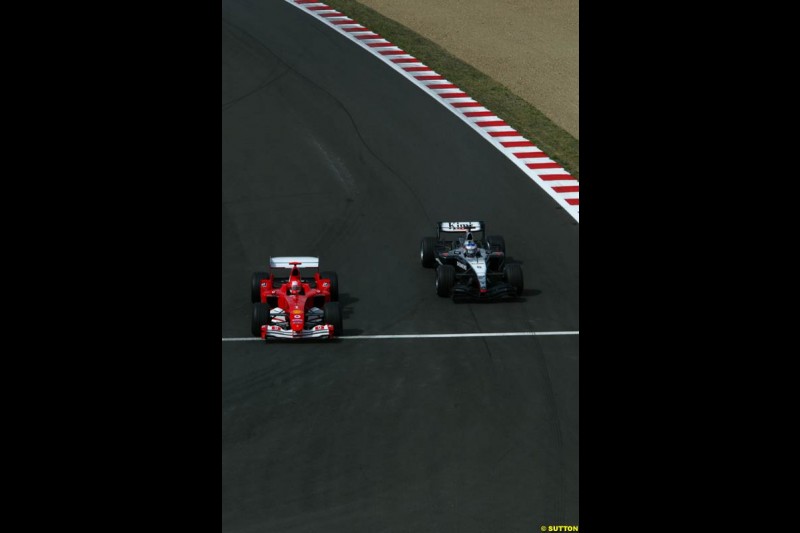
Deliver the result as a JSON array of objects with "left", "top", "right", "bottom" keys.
[{"left": 269, "top": 256, "right": 320, "bottom": 269}]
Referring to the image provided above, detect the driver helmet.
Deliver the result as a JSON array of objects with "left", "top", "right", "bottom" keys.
[
  {"left": 464, "top": 240, "right": 478, "bottom": 256},
  {"left": 289, "top": 281, "right": 301, "bottom": 295}
]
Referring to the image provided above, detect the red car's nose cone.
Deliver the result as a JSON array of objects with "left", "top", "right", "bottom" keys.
[{"left": 291, "top": 321, "right": 303, "bottom": 332}]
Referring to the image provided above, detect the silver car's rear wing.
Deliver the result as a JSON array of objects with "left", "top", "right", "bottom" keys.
[{"left": 437, "top": 221, "right": 484, "bottom": 233}]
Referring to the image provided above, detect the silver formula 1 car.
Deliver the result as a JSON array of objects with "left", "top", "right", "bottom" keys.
[{"left": 419, "top": 221, "right": 523, "bottom": 300}]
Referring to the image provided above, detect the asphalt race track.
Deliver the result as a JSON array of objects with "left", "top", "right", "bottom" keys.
[{"left": 222, "top": 0, "right": 579, "bottom": 530}]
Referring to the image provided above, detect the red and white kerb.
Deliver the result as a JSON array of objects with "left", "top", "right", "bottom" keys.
[{"left": 287, "top": 0, "right": 579, "bottom": 223}]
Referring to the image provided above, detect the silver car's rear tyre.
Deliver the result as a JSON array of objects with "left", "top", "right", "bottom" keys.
[
  {"left": 487, "top": 235, "right": 506, "bottom": 254},
  {"left": 420, "top": 237, "right": 437, "bottom": 268}
]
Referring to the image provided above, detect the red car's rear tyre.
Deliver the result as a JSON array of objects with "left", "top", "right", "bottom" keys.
[
  {"left": 320, "top": 271, "right": 339, "bottom": 301},
  {"left": 251, "top": 272, "right": 269, "bottom": 303}
]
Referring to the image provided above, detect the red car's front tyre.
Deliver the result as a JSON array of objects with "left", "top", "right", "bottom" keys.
[
  {"left": 252, "top": 303, "right": 271, "bottom": 337},
  {"left": 324, "top": 301, "right": 343, "bottom": 337}
]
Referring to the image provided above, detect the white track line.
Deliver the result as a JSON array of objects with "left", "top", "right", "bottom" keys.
[{"left": 222, "top": 331, "right": 579, "bottom": 342}]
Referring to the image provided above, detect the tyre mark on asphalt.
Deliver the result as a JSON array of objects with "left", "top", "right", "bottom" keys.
[
  {"left": 523, "top": 305, "right": 570, "bottom": 522},
  {"left": 462, "top": 300, "right": 568, "bottom": 520},
  {"left": 221, "top": 17, "right": 433, "bottom": 230}
]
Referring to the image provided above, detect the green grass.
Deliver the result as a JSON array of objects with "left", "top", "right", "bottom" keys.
[{"left": 320, "top": 0, "right": 579, "bottom": 180}]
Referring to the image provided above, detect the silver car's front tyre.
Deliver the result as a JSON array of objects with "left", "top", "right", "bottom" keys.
[
  {"left": 435, "top": 265, "right": 455, "bottom": 297},
  {"left": 503, "top": 263, "right": 524, "bottom": 294}
]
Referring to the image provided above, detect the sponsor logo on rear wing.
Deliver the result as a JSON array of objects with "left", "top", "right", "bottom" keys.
[
  {"left": 269, "top": 256, "right": 320, "bottom": 269},
  {"left": 438, "top": 221, "right": 483, "bottom": 232}
]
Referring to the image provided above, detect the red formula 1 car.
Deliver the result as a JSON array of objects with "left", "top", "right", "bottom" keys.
[{"left": 250, "top": 257, "right": 342, "bottom": 340}]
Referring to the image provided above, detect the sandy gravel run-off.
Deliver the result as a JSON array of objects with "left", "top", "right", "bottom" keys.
[{"left": 356, "top": 0, "right": 578, "bottom": 139}]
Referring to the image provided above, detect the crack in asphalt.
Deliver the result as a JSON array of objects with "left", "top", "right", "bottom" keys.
[{"left": 222, "top": 66, "right": 291, "bottom": 111}]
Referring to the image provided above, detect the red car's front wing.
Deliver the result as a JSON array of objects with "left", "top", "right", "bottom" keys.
[{"left": 261, "top": 324, "right": 334, "bottom": 340}]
